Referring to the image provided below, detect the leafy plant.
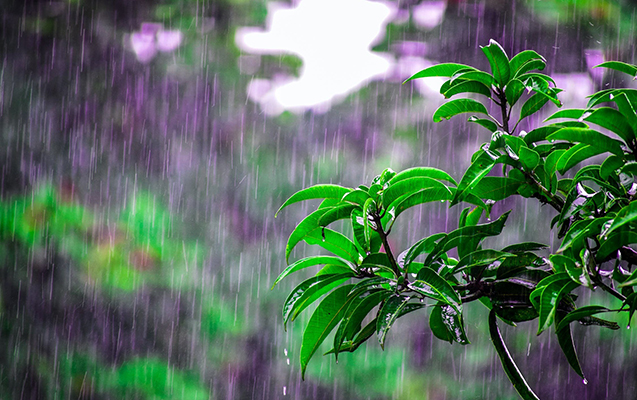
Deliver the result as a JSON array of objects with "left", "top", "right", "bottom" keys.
[{"left": 275, "top": 39, "right": 637, "bottom": 399}]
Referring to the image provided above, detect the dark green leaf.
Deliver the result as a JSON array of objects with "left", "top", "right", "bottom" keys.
[
  {"left": 429, "top": 303, "right": 455, "bottom": 343},
  {"left": 409, "top": 267, "right": 461, "bottom": 309},
  {"left": 556, "top": 143, "right": 607, "bottom": 174},
  {"left": 432, "top": 98, "right": 489, "bottom": 123},
  {"left": 547, "top": 127, "right": 624, "bottom": 157},
  {"left": 621, "top": 293, "right": 637, "bottom": 328},
  {"left": 557, "top": 217, "right": 611, "bottom": 254},
  {"left": 513, "top": 59, "right": 547, "bottom": 77},
  {"left": 300, "top": 284, "right": 356, "bottom": 379},
  {"left": 333, "top": 289, "right": 391, "bottom": 358},
  {"left": 501, "top": 242, "right": 548, "bottom": 253},
  {"left": 556, "top": 305, "right": 615, "bottom": 331},
  {"left": 277, "top": 185, "right": 352, "bottom": 216},
  {"left": 451, "top": 149, "right": 498, "bottom": 205},
  {"left": 523, "top": 126, "right": 561, "bottom": 145},
  {"left": 519, "top": 93, "right": 550, "bottom": 121},
  {"left": 451, "top": 249, "right": 514, "bottom": 275},
  {"left": 404, "top": 232, "right": 447, "bottom": 267},
  {"left": 488, "top": 310, "right": 541, "bottom": 400},
  {"left": 555, "top": 311, "right": 586, "bottom": 380},
  {"left": 403, "top": 63, "right": 477, "bottom": 83},
  {"left": 434, "top": 303, "right": 470, "bottom": 344},
  {"left": 531, "top": 273, "right": 580, "bottom": 334},
  {"left": 596, "top": 230, "right": 637, "bottom": 261},
  {"left": 376, "top": 294, "right": 412, "bottom": 348},
  {"left": 360, "top": 252, "right": 396, "bottom": 277},
  {"left": 600, "top": 155, "right": 625, "bottom": 180},
  {"left": 481, "top": 39, "right": 511, "bottom": 87},
  {"left": 602, "top": 201, "right": 637, "bottom": 237},
  {"left": 283, "top": 274, "right": 355, "bottom": 329},
  {"left": 550, "top": 254, "right": 593, "bottom": 288}
]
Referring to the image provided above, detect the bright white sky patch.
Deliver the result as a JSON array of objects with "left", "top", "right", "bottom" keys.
[{"left": 236, "top": 0, "right": 396, "bottom": 114}]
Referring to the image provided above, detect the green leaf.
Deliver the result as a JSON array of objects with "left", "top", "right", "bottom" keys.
[
  {"left": 403, "top": 232, "right": 447, "bottom": 266},
  {"left": 272, "top": 255, "right": 354, "bottom": 289},
  {"left": 544, "top": 108, "right": 588, "bottom": 121},
  {"left": 303, "top": 228, "right": 361, "bottom": 264},
  {"left": 509, "top": 50, "right": 546, "bottom": 75},
  {"left": 612, "top": 93, "right": 637, "bottom": 136},
  {"left": 403, "top": 63, "right": 477, "bottom": 83},
  {"left": 555, "top": 311, "right": 586, "bottom": 380},
  {"left": 376, "top": 294, "right": 412, "bottom": 348},
  {"left": 619, "top": 268, "right": 637, "bottom": 287},
  {"left": 381, "top": 177, "right": 450, "bottom": 210},
  {"left": 550, "top": 254, "right": 593, "bottom": 288},
  {"left": 451, "top": 249, "right": 514, "bottom": 275},
  {"left": 442, "top": 80, "right": 492, "bottom": 98},
  {"left": 362, "top": 198, "right": 375, "bottom": 246},
  {"left": 333, "top": 289, "right": 391, "bottom": 358},
  {"left": 276, "top": 184, "right": 352, "bottom": 216},
  {"left": 501, "top": 242, "right": 548, "bottom": 253},
  {"left": 360, "top": 252, "right": 396, "bottom": 277},
  {"left": 468, "top": 116, "right": 499, "bottom": 132},
  {"left": 317, "top": 203, "right": 358, "bottom": 227},
  {"left": 408, "top": 267, "right": 461, "bottom": 309},
  {"left": 594, "top": 61, "right": 637, "bottom": 78},
  {"left": 583, "top": 107, "right": 635, "bottom": 145},
  {"left": 451, "top": 149, "right": 498, "bottom": 205},
  {"left": 429, "top": 303, "right": 455, "bottom": 343},
  {"left": 300, "top": 284, "right": 356, "bottom": 379},
  {"left": 388, "top": 167, "right": 457, "bottom": 186},
  {"left": 556, "top": 143, "right": 607, "bottom": 174},
  {"left": 451, "top": 70, "right": 495, "bottom": 88},
  {"left": 621, "top": 293, "right": 637, "bottom": 328},
  {"left": 505, "top": 79, "right": 526, "bottom": 107},
  {"left": 470, "top": 176, "right": 523, "bottom": 201},
  {"left": 600, "top": 155, "right": 625, "bottom": 180},
  {"left": 435, "top": 303, "right": 470, "bottom": 344},
  {"left": 547, "top": 127, "right": 624, "bottom": 157},
  {"left": 481, "top": 39, "right": 511, "bottom": 87},
  {"left": 341, "top": 189, "right": 371, "bottom": 207},
  {"left": 519, "top": 93, "right": 550, "bottom": 121},
  {"left": 283, "top": 274, "right": 355, "bottom": 329},
  {"left": 523, "top": 125, "right": 561, "bottom": 145},
  {"left": 512, "top": 59, "right": 547, "bottom": 78},
  {"left": 425, "top": 211, "right": 511, "bottom": 264},
  {"left": 602, "top": 201, "right": 637, "bottom": 237},
  {"left": 531, "top": 273, "right": 580, "bottom": 334},
  {"left": 556, "top": 305, "right": 615, "bottom": 332},
  {"left": 596, "top": 230, "right": 637, "bottom": 261},
  {"left": 557, "top": 217, "right": 611, "bottom": 254},
  {"left": 488, "top": 310, "right": 541, "bottom": 400},
  {"left": 286, "top": 208, "right": 336, "bottom": 261},
  {"left": 389, "top": 187, "right": 453, "bottom": 221},
  {"left": 432, "top": 98, "right": 489, "bottom": 123},
  {"left": 519, "top": 146, "right": 540, "bottom": 170}
]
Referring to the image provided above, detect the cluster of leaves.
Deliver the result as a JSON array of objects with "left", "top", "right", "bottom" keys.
[{"left": 275, "top": 39, "right": 637, "bottom": 399}]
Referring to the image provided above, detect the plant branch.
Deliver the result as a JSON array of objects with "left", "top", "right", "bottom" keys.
[
  {"left": 497, "top": 89, "right": 510, "bottom": 134},
  {"left": 372, "top": 213, "right": 400, "bottom": 277}
]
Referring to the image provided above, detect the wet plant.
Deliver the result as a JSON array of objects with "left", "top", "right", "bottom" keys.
[{"left": 275, "top": 39, "right": 637, "bottom": 399}]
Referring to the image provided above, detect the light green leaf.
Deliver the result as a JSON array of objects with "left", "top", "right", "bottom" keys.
[
  {"left": 509, "top": 50, "right": 546, "bottom": 75},
  {"left": 300, "top": 284, "right": 356, "bottom": 379},
  {"left": 481, "top": 39, "right": 511, "bottom": 87},
  {"left": 544, "top": 108, "right": 588, "bottom": 121},
  {"left": 303, "top": 228, "right": 361, "bottom": 264},
  {"left": 389, "top": 187, "right": 453, "bottom": 221},
  {"left": 404, "top": 233, "right": 447, "bottom": 267},
  {"left": 556, "top": 143, "right": 607, "bottom": 174},
  {"left": 583, "top": 107, "right": 635, "bottom": 145},
  {"left": 532, "top": 273, "right": 580, "bottom": 334},
  {"left": 272, "top": 255, "right": 354, "bottom": 289},
  {"left": 512, "top": 59, "right": 546, "bottom": 78},
  {"left": 489, "top": 310, "right": 541, "bottom": 400},
  {"left": 403, "top": 63, "right": 477, "bottom": 83},
  {"left": 600, "top": 155, "right": 625, "bottom": 180},
  {"left": 550, "top": 254, "right": 593, "bottom": 288},
  {"left": 594, "top": 61, "right": 637, "bottom": 78},
  {"left": 505, "top": 79, "right": 526, "bottom": 107},
  {"left": 470, "top": 176, "right": 523, "bottom": 201},
  {"left": 432, "top": 98, "right": 489, "bottom": 123},
  {"left": 381, "top": 177, "right": 450, "bottom": 210},
  {"left": 451, "top": 70, "right": 496, "bottom": 87},
  {"left": 468, "top": 116, "right": 499, "bottom": 132},
  {"left": 388, "top": 166, "right": 457, "bottom": 186},
  {"left": 442, "top": 80, "right": 492, "bottom": 98},
  {"left": 277, "top": 184, "right": 352, "bottom": 216},
  {"left": 547, "top": 127, "right": 624, "bottom": 157},
  {"left": 519, "top": 146, "right": 540, "bottom": 170}
]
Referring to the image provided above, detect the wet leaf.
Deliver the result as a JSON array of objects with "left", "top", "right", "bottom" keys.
[
  {"left": 376, "top": 294, "right": 412, "bottom": 348},
  {"left": 403, "top": 63, "right": 477, "bottom": 83},
  {"left": 594, "top": 61, "right": 637, "bottom": 78},
  {"left": 468, "top": 116, "right": 499, "bottom": 132},
  {"left": 489, "top": 310, "right": 541, "bottom": 400},
  {"left": 451, "top": 249, "right": 514, "bottom": 275},
  {"left": 556, "top": 305, "right": 615, "bottom": 331},
  {"left": 519, "top": 93, "right": 549, "bottom": 121},
  {"left": 470, "top": 176, "right": 523, "bottom": 201},
  {"left": 381, "top": 177, "right": 450, "bottom": 209},
  {"left": 547, "top": 127, "right": 624, "bottom": 157},
  {"left": 300, "top": 284, "right": 356, "bottom": 379},
  {"left": 430, "top": 303, "right": 470, "bottom": 344},
  {"left": 442, "top": 80, "right": 492, "bottom": 98},
  {"left": 555, "top": 311, "right": 586, "bottom": 380},
  {"left": 408, "top": 267, "right": 461, "bottom": 309},
  {"left": 501, "top": 242, "right": 548, "bottom": 253},
  {"left": 272, "top": 255, "right": 354, "bottom": 288},
  {"left": 403, "top": 232, "right": 447, "bottom": 266},
  {"left": 519, "top": 146, "right": 540, "bottom": 170},
  {"left": 481, "top": 39, "right": 510, "bottom": 87},
  {"left": 509, "top": 50, "right": 546, "bottom": 75},
  {"left": 504, "top": 79, "right": 526, "bottom": 107},
  {"left": 303, "top": 227, "right": 361, "bottom": 263},
  {"left": 602, "top": 200, "right": 637, "bottom": 237},
  {"left": 432, "top": 98, "right": 489, "bottom": 123},
  {"left": 276, "top": 184, "right": 352, "bottom": 216},
  {"left": 451, "top": 149, "right": 498, "bottom": 205},
  {"left": 583, "top": 107, "right": 635, "bottom": 145},
  {"left": 556, "top": 143, "right": 607, "bottom": 174},
  {"left": 388, "top": 166, "right": 458, "bottom": 186}
]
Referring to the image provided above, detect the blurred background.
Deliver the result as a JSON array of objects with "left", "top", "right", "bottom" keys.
[{"left": 1, "top": 0, "right": 636, "bottom": 398}]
